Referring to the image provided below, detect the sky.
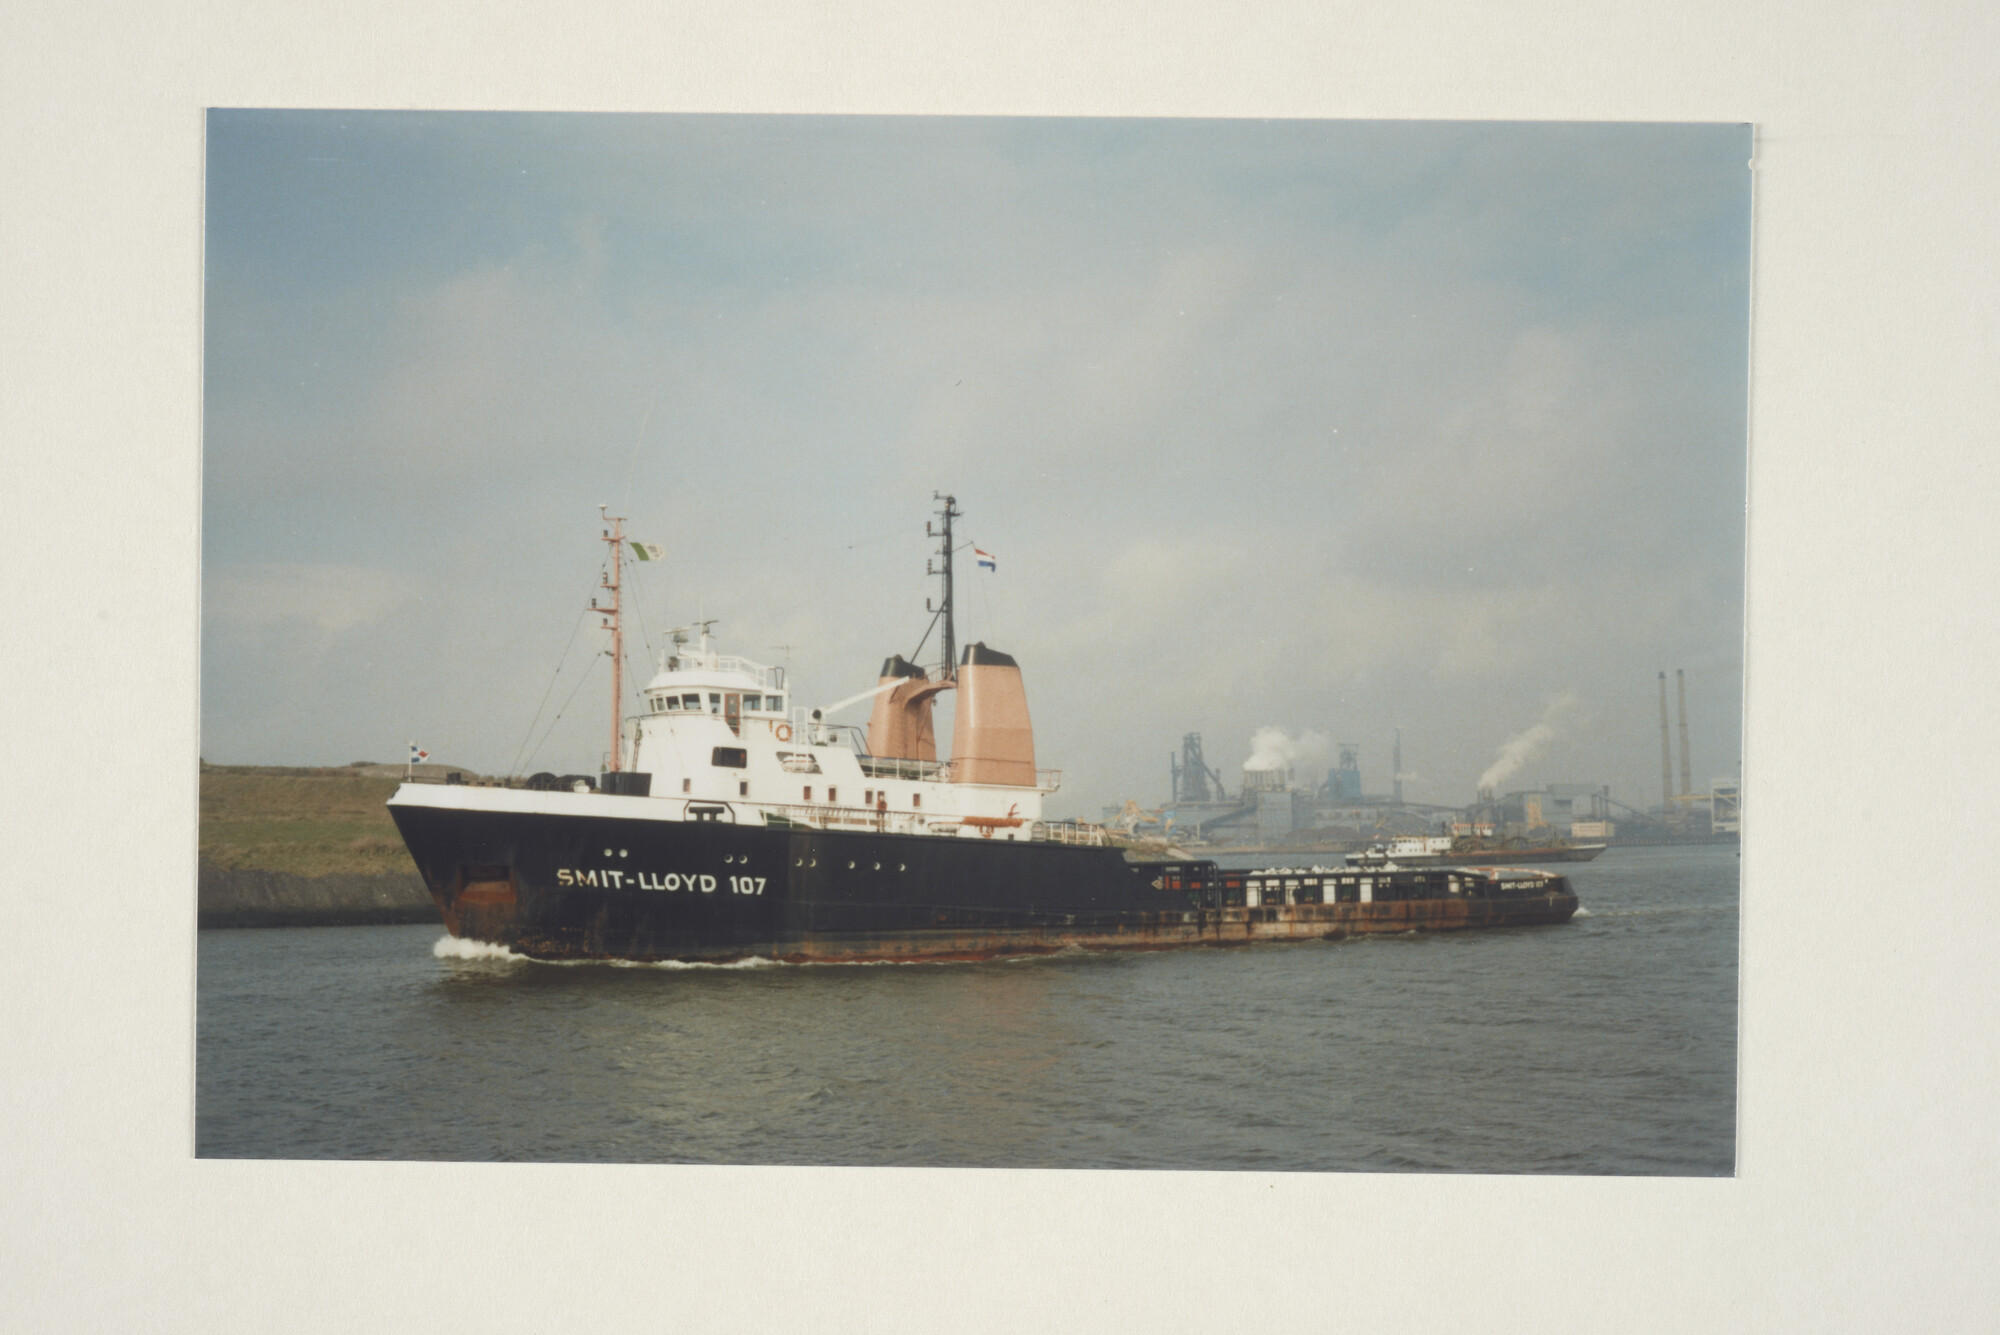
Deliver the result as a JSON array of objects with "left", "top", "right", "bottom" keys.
[{"left": 201, "top": 112, "right": 1750, "bottom": 819}]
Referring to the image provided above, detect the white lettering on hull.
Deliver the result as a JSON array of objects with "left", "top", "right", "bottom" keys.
[{"left": 557, "top": 867, "right": 761, "bottom": 895}]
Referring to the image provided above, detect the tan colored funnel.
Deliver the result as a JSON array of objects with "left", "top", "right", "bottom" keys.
[
  {"left": 950, "top": 643, "right": 1036, "bottom": 786},
  {"left": 865, "top": 655, "right": 945, "bottom": 761}
]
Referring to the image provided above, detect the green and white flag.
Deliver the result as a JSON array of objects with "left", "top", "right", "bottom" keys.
[{"left": 630, "top": 542, "right": 665, "bottom": 562}]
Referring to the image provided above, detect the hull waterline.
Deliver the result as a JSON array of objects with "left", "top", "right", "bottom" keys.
[{"left": 391, "top": 796, "right": 1579, "bottom": 964}]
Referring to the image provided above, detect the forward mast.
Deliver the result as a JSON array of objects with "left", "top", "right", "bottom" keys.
[{"left": 596, "top": 504, "right": 625, "bottom": 774}]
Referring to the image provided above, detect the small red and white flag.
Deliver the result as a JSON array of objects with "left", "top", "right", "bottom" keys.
[{"left": 409, "top": 742, "right": 430, "bottom": 764}]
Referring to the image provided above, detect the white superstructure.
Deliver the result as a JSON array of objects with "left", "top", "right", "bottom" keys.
[
  {"left": 619, "top": 629, "right": 1060, "bottom": 840},
  {"left": 1344, "top": 834, "right": 1454, "bottom": 868}
]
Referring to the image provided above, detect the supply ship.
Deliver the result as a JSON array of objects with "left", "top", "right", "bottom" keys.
[{"left": 388, "top": 497, "right": 1579, "bottom": 962}]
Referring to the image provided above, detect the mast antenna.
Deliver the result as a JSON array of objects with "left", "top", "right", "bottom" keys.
[
  {"left": 924, "top": 492, "right": 962, "bottom": 680},
  {"left": 598, "top": 504, "right": 626, "bottom": 773}
]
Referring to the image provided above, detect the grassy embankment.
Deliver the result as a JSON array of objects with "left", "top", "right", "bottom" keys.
[
  {"left": 198, "top": 763, "right": 440, "bottom": 926},
  {"left": 199, "top": 763, "right": 416, "bottom": 877}
]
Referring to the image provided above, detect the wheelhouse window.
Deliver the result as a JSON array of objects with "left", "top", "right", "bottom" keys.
[
  {"left": 741, "top": 694, "right": 763, "bottom": 711},
  {"left": 708, "top": 693, "right": 722, "bottom": 713}
]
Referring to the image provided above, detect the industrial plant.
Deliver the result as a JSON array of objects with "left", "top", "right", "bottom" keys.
[{"left": 1109, "top": 669, "right": 1740, "bottom": 853}]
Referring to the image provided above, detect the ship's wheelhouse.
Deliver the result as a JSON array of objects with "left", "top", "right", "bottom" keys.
[{"left": 644, "top": 687, "right": 789, "bottom": 721}]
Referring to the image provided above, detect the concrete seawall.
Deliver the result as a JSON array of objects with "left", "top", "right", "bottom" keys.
[{"left": 198, "top": 860, "right": 436, "bottom": 929}]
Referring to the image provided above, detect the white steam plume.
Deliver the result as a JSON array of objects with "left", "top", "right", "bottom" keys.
[
  {"left": 1477, "top": 693, "right": 1581, "bottom": 792},
  {"left": 1244, "top": 726, "right": 1331, "bottom": 772}
]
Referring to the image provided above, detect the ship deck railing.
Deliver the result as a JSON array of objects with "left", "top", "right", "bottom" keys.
[
  {"left": 663, "top": 655, "right": 785, "bottom": 689},
  {"left": 1032, "top": 820, "right": 1108, "bottom": 846},
  {"left": 751, "top": 801, "right": 937, "bottom": 836},
  {"left": 853, "top": 756, "right": 1063, "bottom": 793},
  {"left": 856, "top": 755, "right": 947, "bottom": 782},
  {"left": 752, "top": 803, "right": 1105, "bottom": 844}
]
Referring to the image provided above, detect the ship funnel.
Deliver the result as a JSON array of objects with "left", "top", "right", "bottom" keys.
[
  {"left": 950, "top": 643, "right": 1035, "bottom": 786},
  {"left": 864, "top": 654, "right": 944, "bottom": 761}
]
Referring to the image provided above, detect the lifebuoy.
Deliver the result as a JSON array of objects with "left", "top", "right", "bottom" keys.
[{"left": 774, "top": 722, "right": 792, "bottom": 742}]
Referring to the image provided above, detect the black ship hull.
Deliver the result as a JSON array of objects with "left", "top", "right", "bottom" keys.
[{"left": 390, "top": 801, "right": 1580, "bottom": 962}]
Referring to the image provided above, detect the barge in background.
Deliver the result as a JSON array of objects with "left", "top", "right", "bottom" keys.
[
  {"left": 1438, "top": 840, "right": 1608, "bottom": 865},
  {"left": 388, "top": 498, "right": 1579, "bottom": 963}
]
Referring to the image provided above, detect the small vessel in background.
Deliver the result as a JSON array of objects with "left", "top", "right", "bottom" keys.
[
  {"left": 1436, "top": 835, "right": 1608, "bottom": 865},
  {"left": 1345, "top": 835, "right": 1454, "bottom": 868}
]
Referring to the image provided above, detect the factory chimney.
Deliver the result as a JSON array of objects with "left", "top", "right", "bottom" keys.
[
  {"left": 1676, "top": 669, "right": 1692, "bottom": 800},
  {"left": 1658, "top": 671, "right": 1674, "bottom": 810}
]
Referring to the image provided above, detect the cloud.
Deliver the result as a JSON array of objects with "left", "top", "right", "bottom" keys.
[
  {"left": 207, "top": 564, "right": 406, "bottom": 647},
  {"left": 198, "top": 115, "right": 1748, "bottom": 808}
]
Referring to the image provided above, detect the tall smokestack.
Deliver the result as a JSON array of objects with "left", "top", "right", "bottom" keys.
[
  {"left": 865, "top": 654, "right": 942, "bottom": 761},
  {"left": 1392, "top": 728, "right": 1403, "bottom": 805},
  {"left": 1658, "top": 671, "right": 1674, "bottom": 810},
  {"left": 950, "top": 643, "right": 1036, "bottom": 786},
  {"left": 1676, "top": 668, "right": 1692, "bottom": 800}
]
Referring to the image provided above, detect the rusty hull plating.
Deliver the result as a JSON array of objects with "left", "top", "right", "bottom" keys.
[{"left": 476, "top": 898, "right": 1577, "bottom": 965}]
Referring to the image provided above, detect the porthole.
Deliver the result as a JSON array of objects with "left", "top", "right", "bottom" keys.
[
  {"left": 795, "top": 858, "right": 803, "bottom": 867},
  {"left": 898, "top": 863, "right": 906, "bottom": 872},
  {"left": 618, "top": 849, "right": 627, "bottom": 858},
  {"left": 724, "top": 854, "right": 734, "bottom": 864},
  {"left": 873, "top": 862, "right": 881, "bottom": 870},
  {"left": 602, "top": 848, "right": 613, "bottom": 857},
  {"left": 847, "top": 860, "right": 856, "bottom": 869}
]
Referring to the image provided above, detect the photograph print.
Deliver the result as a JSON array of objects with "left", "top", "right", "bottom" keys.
[{"left": 198, "top": 111, "right": 1749, "bottom": 1171}]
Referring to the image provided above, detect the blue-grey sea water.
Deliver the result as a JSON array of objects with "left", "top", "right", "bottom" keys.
[{"left": 195, "top": 843, "right": 1737, "bottom": 1172}]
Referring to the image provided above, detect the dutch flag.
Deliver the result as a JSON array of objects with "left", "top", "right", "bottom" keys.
[
  {"left": 409, "top": 742, "right": 430, "bottom": 764},
  {"left": 974, "top": 547, "right": 997, "bottom": 572}
]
